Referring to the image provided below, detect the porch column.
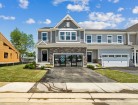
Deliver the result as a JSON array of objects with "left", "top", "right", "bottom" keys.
[
  {"left": 36, "top": 48, "right": 38, "bottom": 63},
  {"left": 127, "top": 33, "right": 130, "bottom": 45},
  {"left": 134, "top": 48, "right": 136, "bottom": 66}
]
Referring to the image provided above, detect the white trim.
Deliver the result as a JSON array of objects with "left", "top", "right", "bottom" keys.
[
  {"left": 56, "top": 42, "right": 80, "bottom": 43},
  {"left": 58, "top": 31, "right": 77, "bottom": 41},
  {"left": 84, "top": 29, "right": 86, "bottom": 43},
  {"left": 41, "top": 32, "right": 48, "bottom": 41},
  {"left": 37, "top": 40, "right": 47, "bottom": 45},
  {"left": 117, "top": 35, "right": 123, "bottom": 44},
  {"left": 107, "top": 35, "right": 113, "bottom": 44},
  {"left": 58, "top": 28, "right": 78, "bottom": 31},
  {"left": 54, "top": 14, "right": 81, "bottom": 28},
  {"left": 41, "top": 49, "right": 48, "bottom": 62},
  {"left": 97, "top": 35, "right": 102, "bottom": 43}
]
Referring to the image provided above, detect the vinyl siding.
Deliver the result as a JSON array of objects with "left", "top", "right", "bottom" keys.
[{"left": 57, "top": 20, "right": 78, "bottom": 29}]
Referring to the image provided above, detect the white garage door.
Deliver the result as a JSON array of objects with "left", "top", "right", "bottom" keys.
[{"left": 102, "top": 54, "right": 129, "bottom": 67}]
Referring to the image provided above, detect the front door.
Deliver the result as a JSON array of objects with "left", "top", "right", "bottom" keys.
[{"left": 87, "top": 52, "right": 92, "bottom": 63}]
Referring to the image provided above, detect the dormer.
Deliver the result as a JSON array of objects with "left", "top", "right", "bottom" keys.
[{"left": 54, "top": 14, "right": 81, "bottom": 29}]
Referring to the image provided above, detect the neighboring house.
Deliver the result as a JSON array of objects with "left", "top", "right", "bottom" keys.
[
  {"left": 0, "top": 33, "right": 20, "bottom": 63},
  {"left": 36, "top": 14, "right": 138, "bottom": 67}
]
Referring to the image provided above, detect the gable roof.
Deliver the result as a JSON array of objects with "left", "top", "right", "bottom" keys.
[
  {"left": 126, "top": 23, "right": 138, "bottom": 32},
  {"left": 0, "top": 32, "right": 19, "bottom": 53},
  {"left": 54, "top": 14, "right": 81, "bottom": 28}
]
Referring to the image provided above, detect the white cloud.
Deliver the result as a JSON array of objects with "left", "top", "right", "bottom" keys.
[
  {"left": 67, "top": 4, "right": 89, "bottom": 12},
  {"left": 89, "top": 12, "right": 125, "bottom": 23},
  {"left": 26, "top": 18, "right": 35, "bottom": 24},
  {"left": 118, "top": 7, "right": 124, "bottom": 12},
  {"left": 44, "top": 19, "right": 51, "bottom": 24},
  {"left": 0, "top": 15, "right": 15, "bottom": 20},
  {"left": 0, "top": 3, "right": 4, "bottom": 8},
  {"left": 79, "top": 21, "right": 116, "bottom": 29},
  {"left": 108, "top": 0, "right": 119, "bottom": 3},
  {"left": 38, "top": 19, "right": 52, "bottom": 25},
  {"left": 126, "top": 18, "right": 138, "bottom": 27},
  {"left": 78, "top": 12, "right": 125, "bottom": 29},
  {"left": 53, "top": 0, "right": 90, "bottom": 12},
  {"left": 132, "top": 6, "right": 138, "bottom": 14},
  {"left": 53, "top": 0, "right": 67, "bottom": 5},
  {"left": 96, "top": 4, "right": 101, "bottom": 8},
  {"left": 19, "top": 0, "right": 29, "bottom": 9}
]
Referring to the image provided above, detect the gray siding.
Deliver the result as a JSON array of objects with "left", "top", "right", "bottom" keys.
[
  {"left": 58, "top": 20, "right": 78, "bottom": 29},
  {"left": 130, "top": 35, "right": 136, "bottom": 45},
  {"left": 52, "top": 31, "right": 55, "bottom": 43}
]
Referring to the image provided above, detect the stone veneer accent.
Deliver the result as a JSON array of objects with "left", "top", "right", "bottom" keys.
[{"left": 49, "top": 47, "right": 87, "bottom": 66}]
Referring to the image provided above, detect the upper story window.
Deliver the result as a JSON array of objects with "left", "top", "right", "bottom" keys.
[
  {"left": 66, "top": 22, "right": 70, "bottom": 27},
  {"left": 71, "top": 32, "right": 76, "bottom": 40},
  {"left": 86, "top": 35, "right": 92, "bottom": 43},
  {"left": 66, "top": 32, "right": 70, "bottom": 40},
  {"left": 107, "top": 35, "right": 113, "bottom": 43},
  {"left": 97, "top": 35, "right": 102, "bottom": 43},
  {"left": 117, "top": 35, "right": 123, "bottom": 44},
  {"left": 59, "top": 31, "right": 77, "bottom": 41},
  {"left": 41, "top": 32, "right": 48, "bottom": 41}
]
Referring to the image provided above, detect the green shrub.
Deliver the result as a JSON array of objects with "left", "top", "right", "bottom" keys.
[
  {"left": 23, "top": 63, "right": 35, "bottom": 69},
  {"left": 87, "top": 65, "right": 95, "bottom": 70},
  {"left": 41, "top": 66, "right": 45, "bottom": 70},
  {"left": 29, "top": 64, "right": 35, "bottom": 69},
  {"left": 23, "top": 64, "right": 29, "bottom": 69}
]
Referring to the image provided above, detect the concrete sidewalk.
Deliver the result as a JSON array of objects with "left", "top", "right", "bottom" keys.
[
  {"left": 0, "top": 93, "right": 138, "bottom": 104},
  {"left": 0, "top": 82, "right": 138, "bottom": 93}
]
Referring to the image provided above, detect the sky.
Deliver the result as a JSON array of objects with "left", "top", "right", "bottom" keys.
[{"left": 0, "top": 0, "right": 138, "bottom": 42}]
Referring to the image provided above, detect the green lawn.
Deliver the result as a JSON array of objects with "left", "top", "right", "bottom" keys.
[
  {"left": 95, "top": 69, "right": 138, "bottom": 83},
  {"left": 0, "top": 64, "right": 47, "bottom": 82}
]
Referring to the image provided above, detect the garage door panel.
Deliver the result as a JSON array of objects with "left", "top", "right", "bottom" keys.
[{"left": 102, "top": 55, "right": 129, "bottom": 67}]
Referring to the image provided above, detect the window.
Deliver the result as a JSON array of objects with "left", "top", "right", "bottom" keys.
[
  {"left": 4, "top": 52, "right": 8, "bottom": 59},
  {"left": 117, "top": 35, "right": 123, "bottom": 43},
  {"left": 102, "top": 55, "right": 108, "bottom": 57},
  {"left": 42, "top": 32, "right": 47, "bottom": 41},
  {"left": 66, "top": 32, "right": 70, "bottom": 40},
  {"left": 86, "top": 35, "right": 92, "bottom": 43},
  {"left": 115, "top": 55, "right": 121, "bottom": 57},
  {"left": 122, "top": 55, "right": 128, "bottom": 57},
  {"left": 109, "top": 55, "right": 114, "bottom": 57},
  {"left": 107, "top": 35, "right": 112, "bottom": 43},
  {"left": 42, "top": 50, "right": 48, "bottom": 61},
  {"left": 66, "top": 22, "right": 70, "bottom": 27},
  {"left": 71, "top": 32, "right": 76, "bottom": 40},
  {"left": 97, "top": 35, "right": 102, "bottom": 43},
  {"left": 59, "top": 31, "right": 77, "bottom": 41}
]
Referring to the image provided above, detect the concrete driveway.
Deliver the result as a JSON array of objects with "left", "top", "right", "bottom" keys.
[{"left": 41, "top": 67, "right": 115, "bottom": 83}]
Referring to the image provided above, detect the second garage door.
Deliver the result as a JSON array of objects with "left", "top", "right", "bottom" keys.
[{"left": 102, "top": 54, "right": 129, "bottom": 67}]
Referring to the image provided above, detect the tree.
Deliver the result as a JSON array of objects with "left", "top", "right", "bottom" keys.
[{"left": 10, "top": 28, "right": 35, "bottom": 58}]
